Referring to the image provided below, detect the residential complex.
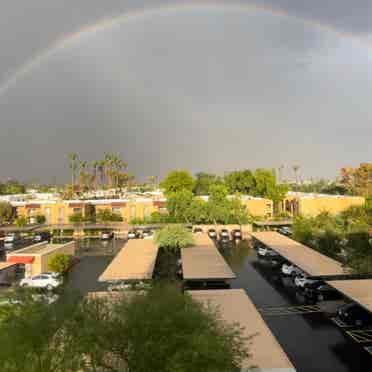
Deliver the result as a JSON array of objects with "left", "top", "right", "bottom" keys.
[
  {"left": 6, "top": 193, "right": 275, "bottom": 224},
  {"left": 281, "top": 192, "right": 365, "bottom": 217}
]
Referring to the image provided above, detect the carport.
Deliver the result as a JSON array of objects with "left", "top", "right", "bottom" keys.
[
  {"left": 181, "top": 245, "right": 236, "bottom": 281},
  {"left": 252, "top": 231, "right": 345, "bottom": 278},
  {"left": 98, "top": 239, "right": 158, "bottom": 282},
  {"left": 189, "top": 289, "right": 297, "bottom": 372}
]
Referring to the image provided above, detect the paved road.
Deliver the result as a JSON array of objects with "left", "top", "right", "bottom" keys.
[{"left": 219, "top": 241, "right": 371, "bottom": 372}]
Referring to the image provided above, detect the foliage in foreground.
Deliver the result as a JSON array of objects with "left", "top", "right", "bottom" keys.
[
  {"left": 0, "top": 285, "right": 250, "bottom": 372},
  {"left": 155, "top": 225, "right": 194, "bottom": 252},
  {"left": 292, "top": 206, "right": 372, "bottom": 274}
]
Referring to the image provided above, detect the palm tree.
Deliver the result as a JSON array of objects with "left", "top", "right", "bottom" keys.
[
  {"left": 79, "top": 160, "right": 88, "bottom": 190},
  {"left": 68, "top": 153, "right": 79, "bottom": 187},
  {"left": 98, "top": 160, "right": 106, "bottom": 188},
  {"left": 148, "top": 176, "right": 157, "bottom": 190},
  {"left": 292, "top": 164, "right": 300, "bottom": 190},
  {"left": 91, "top": 160, "right": 99, "bottom": 191}
]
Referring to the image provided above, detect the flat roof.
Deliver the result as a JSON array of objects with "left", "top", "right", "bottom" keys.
[
  {"left": 181, "top": 246, "right": 236, "bottom": 280},
  {"left": 7, "top": 242, "right": 72, "bottom": 256},
  {"left": 327, "top": 279, "right": 372, "bottom": 313},
  {"left": 253, "top": 220, "right": 293, "bottom": 227},
  {"left": 99, "top": 240, "right": 158, "bottom": 282},
  {"left": 0, "top": 262, "right": 17, "bottom": 271},
  {"left": 193, "top": 233, "right": 214, "bottom": 247},
  {"left": 189, "top": 289, "right": 296, "bottom": 372},
  {"left": 252, "top": 231, "right": 345, "bottom": 277}
]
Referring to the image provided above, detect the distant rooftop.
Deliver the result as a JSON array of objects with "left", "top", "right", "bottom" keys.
[
  {"left": 286, "top": 191, "right": 364, "bottom": 199},
  {"left": 8, "top": 241, "right": 72, "bottom": 256}
]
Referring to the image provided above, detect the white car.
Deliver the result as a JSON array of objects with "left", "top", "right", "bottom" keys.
[
  {"left": 258, "top": 247, "right": 279, "bottom": 257},
  {"left": 208, "top": 229, "right": 217, "bottom": 238},
  {"left": 142, "top": 230, "right": 153, "bottom": 239},
  {"left": 127, "top": 230, "right": 137, "bottom": 239},
  {"left": 4, "top": 233, "right": 20, "bottom": 243},
  {"left": 294, "top": 274, "right": 318, "bottom": 288},
  {"left": 20, "top": 274, "right": 62, "bottom": 290},
  {"left": 282, "top": 263, "right": 302, "bottom": 276}
]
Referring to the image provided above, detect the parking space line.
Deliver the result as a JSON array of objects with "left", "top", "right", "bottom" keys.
[
  {"left": 259, "top": 304, "right": 322, "bottom": 316},
  {"left": 346, "top": 330, "right": 372, "bottom": 343},
  {"left": 364, "top": 346, "right": 372, "bottom": 356}
]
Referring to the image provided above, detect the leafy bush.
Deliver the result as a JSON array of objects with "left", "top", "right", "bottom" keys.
[
  {"left": 96, "top": 209, "right": 123, "bottom": 223},
  {"left": 36, "top": 215, "right": 46, "bottom": 224},
  {"left": 48, "top": 253, "right": 72, "bottom": 274},
  {"left": 155, "top": 225, "right": 194, "bottom": 252},
  {"left": 69, "top": 213, "right": 84, "bottom": 224},
  {"left": 0, "top": 202, "right": 15, "bottom": 224},
  {"left": 15, "top": 216, "right": 28, "bottom": 228},
  {"left": 0, "top": 285, "right": 250, "bottom": 372}
]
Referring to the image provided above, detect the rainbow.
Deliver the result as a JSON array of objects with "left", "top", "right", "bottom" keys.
[{"left": 0, "top": 0, "right": 369, "bottom": 97}]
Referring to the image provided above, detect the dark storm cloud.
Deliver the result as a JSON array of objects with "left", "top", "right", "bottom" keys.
[{"left": 0, "top": 1, "right": 371, "bottom": 182}]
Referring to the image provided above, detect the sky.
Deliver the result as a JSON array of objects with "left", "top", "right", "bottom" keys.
[{"left": 0, "top": 0, "right": 371, "bottom": 183}]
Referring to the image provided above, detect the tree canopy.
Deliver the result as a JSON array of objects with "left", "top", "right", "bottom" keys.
[
  {"left": 160, "top": 170, "right": 195, "bottom": 195},
  {"left": 155, "top": 225, "right": 194, "bottom": 252},
  {"left": 193, "top": 172, "right": 223, "bottom": 195},
  {"left": 0, "top": 202, "right": 14, "bottom": 224},
  {"left": 0, "top": 285, "right": 250, "bottom": 372}
]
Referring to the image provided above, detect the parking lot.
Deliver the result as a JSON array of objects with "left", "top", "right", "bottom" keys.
[{"left": 219, "top": 240, "right": 371, "bottom": 372}]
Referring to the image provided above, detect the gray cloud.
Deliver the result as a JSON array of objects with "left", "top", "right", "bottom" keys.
[{"left": 0, "top": 1, "right": 371, "bottom": 182}]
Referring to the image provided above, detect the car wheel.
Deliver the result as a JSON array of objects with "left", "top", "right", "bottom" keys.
[
  {"left": 21, "top": 283, "right": 28, "bottom": 288},
  {"left": 356, "top": 319, "right": 362, "bottom": 326},
  {"left": 317, "top": 294, "right": 324, "bottom": 301},
  {"left": 46, "top": 284, "right": 53, "bottom": 291}
]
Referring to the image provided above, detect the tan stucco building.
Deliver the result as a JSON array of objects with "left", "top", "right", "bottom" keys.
[
  {"left": 7, "top": 241, "right": 75, "bottom": 277},
  {"left": 281, "top": 192, "right": 365, "bottom": 217}
]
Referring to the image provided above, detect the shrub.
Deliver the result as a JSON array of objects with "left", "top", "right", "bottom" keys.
[
  {"left": 48, "top": 253, "right": 72, "bottom": 274},
  {"left": 155, "top": 225, "right": 194, "bottom": 252}
]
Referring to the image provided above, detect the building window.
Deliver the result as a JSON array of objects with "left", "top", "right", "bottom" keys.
[
  {"left": 112, "top": 207, "right": 121, "bottom": 214},
  {"left": 73, "top": 208, "right": 82, "bottom": 214}
]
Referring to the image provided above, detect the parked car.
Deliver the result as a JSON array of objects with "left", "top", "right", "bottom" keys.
[
  {"left": 127, "top": 229, "right": 140, "bottom": 239},
  {"left": 305, "top": 284, "right": 343, "bottom": 304},
  {"left": 219, "top": 229, "right": 229, "bottom": 240},
  {"left": 4, "top": 233, "right": 21, "bottom": 243},
  {"left": 294, "top": 273, "right": 319, "bottom": 288},
  {"left": 337, "top": 303, "right": 372, "bottom": 327},
  {"left": 108, "top": 281, "right": 151, "bottom": 292},
  {"left": 231, "top": 229, "right": 242, "bottom": 240},
  {"left": 20, "top": 273, "right": 62, "bottom": 290},
  {"left": 278, "top": 227, "right": 292, "bottom": 236},
  {"left": 33, "top": 231, "right": 51, "bottom": 242},
  {"left": 142, "top": 229, "right": 154, "bottom": 239},
  {"left": 101, "top": 231, "right": 114, "bottom": 240},
  {"left": 281, "top": 263, "right": 302, "bottom": 276},
  {"left": 208, "top": 228, "right": 217, "bottom": 238},
  {"left": 258, "top": 246, "right": 279, "bottom": 257},
  {"left": 193, "top": 227, "right": 203, "bottom": 234}
]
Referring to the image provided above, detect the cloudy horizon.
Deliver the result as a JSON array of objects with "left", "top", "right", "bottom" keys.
[{"left": 0, "top": 0, "right": 371, "bottom": 183}]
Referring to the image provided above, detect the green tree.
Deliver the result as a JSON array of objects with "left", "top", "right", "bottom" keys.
[
  {"left": 155, "top": 225, "right": 194, "bottom": 252},
  {"left": 15, "top": 216, "right": 28, "bottom": 228},
  {"left": 207, "top": 184, "right": 231, "bottom": 224},
  {"left": 225, "top": 170, "right": 255, "bottom": 194},
  {"left": 229, "top": 195, "right": 250, "bottom": 225},
  {"left": 69, "top": 212, "right": 84, "bottom": 224},
  {"left": 0, "top": 202, "right": 14, "bottom": 224},
  {"left": 36, "top": 215, "right": 46, "bottom": 224},
  {"left": 184, "top": 197, "right": 209, "bottom": 224},
  {"left": 68, "top": 152, "right": 79, "bottom": 188},
  {"left": 193, "top": 172, "right": 222, "bottom": 195},
  {"left": 48, "top": 253, "right": 72, "bottom": 274},
  {"left": 96, "top": 209, "right": 123, "bottom": 223},
  {"left": 160, "top": 170, "right": 195, "bottom": 195},
  {"left": 166, "top": 189, "right": 194, "bottom": 222}
]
